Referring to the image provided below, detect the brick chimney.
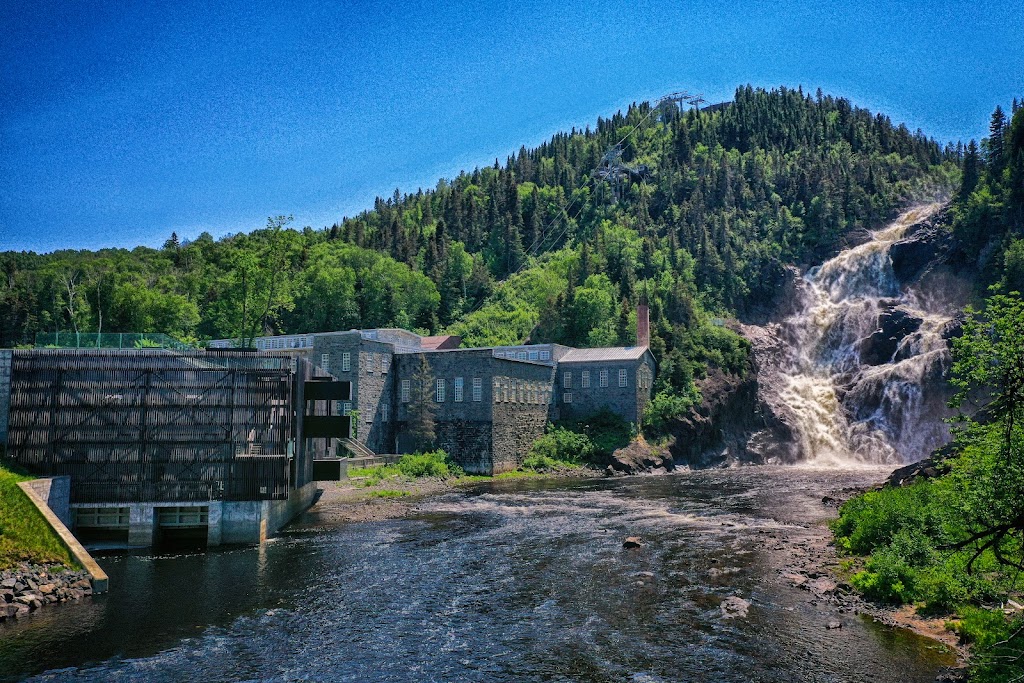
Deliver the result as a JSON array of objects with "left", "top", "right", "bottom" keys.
[{"left": 636, "top": 301, "right": 650, "bottom": 348}]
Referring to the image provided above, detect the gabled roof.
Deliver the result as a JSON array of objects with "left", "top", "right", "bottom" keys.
[
  {"left": 420, "top": 335, "right": 461, "bottom": 350},
  {"left": 558, "top": 346, "right": 650, "bottom": 363}
]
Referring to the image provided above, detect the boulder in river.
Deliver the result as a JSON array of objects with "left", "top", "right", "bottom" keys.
[
  {"left": 720, "top": 596, "right": 751, "bottom": 619},
  {"left": 623, "top": 537, "right": 644, "bottom": 549}
]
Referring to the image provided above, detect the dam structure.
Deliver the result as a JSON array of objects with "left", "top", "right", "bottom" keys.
[
  {"left": 0, "top": 308, "right": 655, "bottom": 547},
  {"left": 0, "top": 346, "right": 335, "bottom": 548}
]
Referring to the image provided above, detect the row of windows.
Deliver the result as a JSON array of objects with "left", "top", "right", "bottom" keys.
[
  {"left": 400, "top": 377, "right": 485, "bottom": 403},
  {"left": 562, "top": 369, "right": 628, "bottom": 389},
  {"left": 321, "top": 352, "right": 389, "bottom": 375},
  {"left": 335, "top": 400, "right": 389, "bottom": 422},
  {"left": 493, "top": 377, "right": 551, "bottom": 405},
  {"left": 495, "top": 349, "right": 552, "bottom": 362},
  {"left": 256, "top": 336, "right": 313, "bottom": 350}
]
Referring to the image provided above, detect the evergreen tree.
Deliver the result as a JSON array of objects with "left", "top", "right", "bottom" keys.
[
  {"left": 988, "top": 105, "right": 1007, "bottom": 174},
  {"left": 408, "top": 355, "right": 437, "bottom": 451}
]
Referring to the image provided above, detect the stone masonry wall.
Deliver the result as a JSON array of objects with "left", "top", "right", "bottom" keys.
[
  {"left": 311, "top": 332, "right": 395, "bottom": 455},
  {"left": 490, "top": 357, "right": 556, "bottom": 474},
  {"left": 557, "top": 352, "right": 656, "bottom": 425}
]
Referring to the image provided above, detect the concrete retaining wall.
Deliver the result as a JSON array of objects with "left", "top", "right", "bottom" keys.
[
  {"left": 23, "top": 476, "right": 71, "bottom": 527},
  {"left": 17, "top": 480, "right": 109, "bottom": 593}
]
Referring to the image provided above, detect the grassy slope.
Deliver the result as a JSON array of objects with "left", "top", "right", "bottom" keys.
[{"left": 0, "top": 461, "right": 76, "bottom": 569}]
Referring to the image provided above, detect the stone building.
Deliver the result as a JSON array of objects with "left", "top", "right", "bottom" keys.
[
  {"left": 209, "top": 307, "right": 656, "bottom": 474},
  {"left": 392, "top": 349, "right": 555, "bottom": 474},
  {"left": 554, "top": 347, "right": 656, "bottom": 424}
]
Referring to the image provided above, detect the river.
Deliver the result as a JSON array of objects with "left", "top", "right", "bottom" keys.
[{"left": 0, "top": 467, "right": 952, "bottom": 682}]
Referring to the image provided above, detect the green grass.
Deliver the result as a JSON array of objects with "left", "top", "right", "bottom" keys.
[
  {"left": 0, "top": 460, "right": 76, "bottom": 570},
  {"left": 368, "top": 489, "right": 410, "bottom": 499},
  {"left": 343, "top": 450, "right": 464, "bottom": 487}
]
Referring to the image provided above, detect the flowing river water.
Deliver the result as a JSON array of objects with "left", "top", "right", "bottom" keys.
[{"left": 1, "top": 469, "right": 953, "bottom": 682}]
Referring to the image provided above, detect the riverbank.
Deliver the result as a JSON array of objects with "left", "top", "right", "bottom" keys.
[
  {"left": 811, "top": 486, "right": 970, "bottom": 676},
  {"left": 308, "top": 466, "right": 597, "bottom": 525},
  {"left": 0, "top": 563, "right": 94, "bottom": 622}
]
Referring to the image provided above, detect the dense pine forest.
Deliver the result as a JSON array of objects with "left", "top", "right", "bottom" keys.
[{"left": 0, "top": 86, "right": 1002, "bottom": 416}]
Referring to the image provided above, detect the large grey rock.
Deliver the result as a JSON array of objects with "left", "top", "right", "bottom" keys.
[
  {"left": 889, "top": 208, "right": 953, "bottom": 284},
  {"left": 859, "top": 307, "right": 923, "bottom": 365}
]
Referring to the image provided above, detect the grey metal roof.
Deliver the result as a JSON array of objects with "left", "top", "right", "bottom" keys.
[{"left": 558, "top": 347, "right": 650, "bottom": 363}]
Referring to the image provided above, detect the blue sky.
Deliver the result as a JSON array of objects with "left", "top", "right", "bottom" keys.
[{"left": 1, "top": 0, "right": 1021, "bottom": 253}]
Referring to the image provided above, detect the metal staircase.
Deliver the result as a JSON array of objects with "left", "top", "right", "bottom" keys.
[{"left": 340, "top": 437, "right": 375, "bottom": 459}]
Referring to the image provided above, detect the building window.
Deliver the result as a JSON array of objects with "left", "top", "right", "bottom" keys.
[
  {"left": 638, "top": 365, "right": 652, "bottom": 389},
  {"left": 454, "top": 377, "right": 464, "bottom": 402},
  {"left": 563, "top": 371, "right": 572, "bottom": 389},
  {"left": 540, "top": 350, "right": 551, "bottom": 361},
  {"left": 289, "top": 357, "right": 297, "bottom": 373},
  {"left": 382, "top": 356, "right": 389, "bottom": 373},
  {"left": 321, "top": 353, "right": 330, "bottom": 369},
  {"left": 528, "top": 350, "right": 538, "bottom": 361},
  {"left": 563, "top": 392, "right": 573, "bottom": 404},
  {"left": 436, "top": 379, "right": 446, "bottom": 402},
  {"left": 368, "top": 352, "right": 376, "bottom": 373},
  {"left": 619, "top": 369, "right": 628, "bottom": 387},
  {"left": 517, "top": 351, "right": 527, "bottom": 361},
  {"left": 600, "top": 369, "right": 609, "bottom": 387},
  {"left": 472, "top": 377, "right": 482, "bottom": 402},
  {"left": 339, "top": 401, "right": 351, "bottom": 416},
  {"left": 495, "top": 351, "right": 504, "bottom": 359},
  {"left": 581, "top": 370, "right": 590, "bottom": 388},
  {"left": 341, "top": 352, "right": 351, "bottom": 372},
  {"left": 401, "top": 380, "right": 411, "bottom": 403},
  {"left": 502, "top": 379, "right": 509, "bottom": 403},
  {"left": 382, "top": 404, "right": 389, "bottom": 422},
  {"left": 494, "top": 378, "right": 501, "bottom": 402}
]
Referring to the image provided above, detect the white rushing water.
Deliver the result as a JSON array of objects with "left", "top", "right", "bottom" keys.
[{"left": 777, "top": 204, "right": 955, "bottom": 466}]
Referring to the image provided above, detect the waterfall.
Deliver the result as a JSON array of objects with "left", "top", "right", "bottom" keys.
[{"left": 776, "top": 204, "right": 954, "bottom": 465}]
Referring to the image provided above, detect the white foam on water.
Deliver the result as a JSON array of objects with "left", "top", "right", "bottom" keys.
[{"left": 775, "top": 204, "right": 954, "bottom": 465}]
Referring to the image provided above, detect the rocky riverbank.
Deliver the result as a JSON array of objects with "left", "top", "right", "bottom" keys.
[
  {"left": 789, "top": 486, "right": 970, "bottom": 682},
  {"left": 0, "top": 563, "right": 94, "bottom": 622}
]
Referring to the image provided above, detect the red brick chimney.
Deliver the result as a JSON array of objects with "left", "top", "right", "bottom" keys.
[{"left": 636, "top": 301, "right": 650, "bottom": 348}]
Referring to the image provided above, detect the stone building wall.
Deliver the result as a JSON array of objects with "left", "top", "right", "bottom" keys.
[
  {"left": 557, "top": 352, "right": 656, "bottom": 425},
  {"left": 393, "top": 351, "right": 555, "bottom": 474},
  {"left": 489, "top": 357, "right": 556, "bottom": 474},
  {"left": 310, "top": 332, "right": 395, "bottom": 454},
  {"left": 393, "top": 350, "right": 494, "bottom": 472}
]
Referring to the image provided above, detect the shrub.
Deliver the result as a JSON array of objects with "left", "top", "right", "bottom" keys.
[
  {"left": 566, "top": 409, "right": 632, "bottom": 459},
  {"left": 395, "top": 450, "right": 463, "bottom": 479},
  {"left": 529, "top": 427, "right": 593, "bottom": 465},
  {"left": 831, "top": 480, "right": 944, "bottom": 556},
  {"left": 850, "top": 543, "right": 921, "bottom": 604},
  {"left": 643, "top": 388, "right": 696, "bottom": 436}
]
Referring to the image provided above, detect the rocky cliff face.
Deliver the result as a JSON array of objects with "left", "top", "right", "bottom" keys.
[{"left": 666, "top": 204, "right": 971, "bottom": 467}]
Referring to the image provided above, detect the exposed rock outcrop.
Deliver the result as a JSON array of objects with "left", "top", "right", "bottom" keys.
[
  {"left": 607, "top": 438, "right": 672, "bottom": 474},
  {"left": 888, "top": 207, "right": 954, "bottom": 284},
  {"left": 859, "top": 305, "right": 924, "bottom": 366},
  {"left": 665, "top": 323, "right": 800, "bottom": 468}
]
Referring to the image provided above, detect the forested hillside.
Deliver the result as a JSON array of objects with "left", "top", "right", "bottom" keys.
[{"left": 1, "top": 86, "right": 961, "bottom": 413}]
